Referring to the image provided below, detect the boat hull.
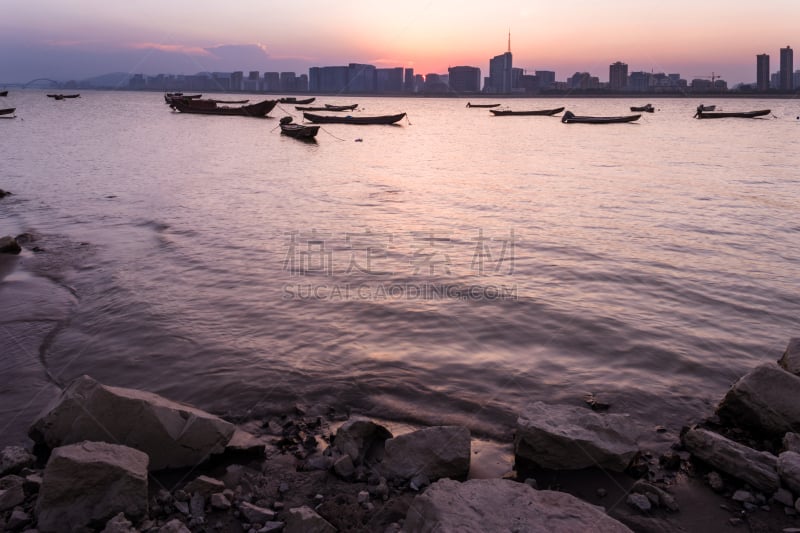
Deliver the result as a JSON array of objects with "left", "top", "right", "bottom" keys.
[
  {"left": 466, "top": 103, "right": 500, "bottom": 108},
  {"left": 561, "top": 111, "right": 640, "bottom": 124},
  {"left": 695, "top": 109, "right": 770, "bottom": 119},
  {"left": 279, "top": 97, "right": 316, "bottom": 104},
  {"left": 303, "top": 112, "right": 406, "bottom": 125},
  {"left": 0, "top": 107, "right": 15, "bottom": 116},
  {"left": 490, "top": 107, "right": 564, "bottom": 116},
  {"left": 280, "top": 124, "right": 320, "bottom": 139},
  {"left": 630, "top": 105, "right": 655, "bottom": 112},
  {"left": 170, "top": 99, "right": 277, "bottom": 117}
]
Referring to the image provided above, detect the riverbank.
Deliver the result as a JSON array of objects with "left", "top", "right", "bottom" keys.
[{"left": 3, "top": 352, "right": 800, "bottom": 532}]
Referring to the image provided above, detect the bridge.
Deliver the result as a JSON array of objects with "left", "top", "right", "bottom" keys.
[{"left": 1, "top": 78, "right": 61, "bottom": 88}]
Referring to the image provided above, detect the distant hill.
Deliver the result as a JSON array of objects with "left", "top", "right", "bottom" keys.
[{"left": 80, "top": 72, "right": 132, "bottom": 89}]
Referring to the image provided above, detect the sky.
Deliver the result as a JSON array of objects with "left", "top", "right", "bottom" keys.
[{"left": 1, "top": 0, "right": 798, "bottom": 85}]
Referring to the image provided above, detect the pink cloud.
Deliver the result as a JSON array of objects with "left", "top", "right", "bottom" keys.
[{"left": 128, "top": 42, "right": 212, "bottom": 56}]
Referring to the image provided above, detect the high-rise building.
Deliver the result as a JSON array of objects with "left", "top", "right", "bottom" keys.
[
  {"left": 609, "top": 61, "right": 628, "bottom": 90},
  {"left": 404, "top": 68, "right": 415, "bottom": 92},
  {"left": 347, "top": 63, "right": 376, "bottom": 93},
  {"left": 756, "top": 54, "right": 770, "bottom": 92},
  {"left": 309, "top": 66, "right": 349, "bottom": 93},
  {"left": 280, "top": 72, "right": 297, "bottom": 92},
  {"left": 376, "top": 67, "right": 404, "bottom": 93},
  {"left": 487, "top": 51, "right": 513, "bottom": 93},
  {"left": 780, "top": 46, "right": 794, "bottom": 91},
  {"left": 263, "top": 72, "right": 280, "bottom": 92},
  {"left": 448, "top": 66, "right": 481, "bottom": 93}
]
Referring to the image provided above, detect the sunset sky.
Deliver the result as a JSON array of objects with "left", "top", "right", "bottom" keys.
[{"left": 1, "top": 0, "right": 798, "bottom": 84}]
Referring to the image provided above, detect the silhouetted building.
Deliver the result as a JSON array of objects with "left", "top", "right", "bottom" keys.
[
  {"left": 535, "top": 70, "right": 555, "bottom": 90},
  {"left": 229, "top": 71, "right": 243, "bottom": 91},
  {"left": 244, "top": 71, "right": 260, "bottom": 91},
  {"left": 297, "top": 74, "right": 309, "bottom": 92},
  {"left": 756, "top": 54, "right": 770, "bottom": 92},
  {"left": 568, "top": 72, "right": 598, "bottom": 89},
  {"left": 486, "top": 51, "right": 513, "bottom": 93},
  {"left": 404, "top": 68, "right": 415, "bottom": 92},
  {"left": 628, "top": 71, "right": 651, "bottom": 92},
  {"left": 376, "top": 67, "right": 404, "bottom": 93},
  {"left": 280, "top": 72, "right": 297, "bottom": 92},
  {"left": 448, "top": 66, "right": 481, "bottom": 93},
  {"left": 347, "top": 63, "right": 376, "bottom": 93},
  {"left": 423, "top": 73, "right": 449, "bottom": 93},
  {"left": 609, "top": 61, "right": 628, "bottom": 90},
  {"left": 212, "top": 72, "right": 231, "bottom": 91},
  {"left": 263, "top": 72, "right": 280, "bottom": 92},
  {"left": 780, "top": 46, "right": 794, "bottom": 91},
  {"left": 311, "top": 66, "right": 347, "bottom": 93}
]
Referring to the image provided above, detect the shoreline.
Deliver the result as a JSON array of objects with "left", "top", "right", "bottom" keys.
[{"left": 3, "top": 362, "right": 800, "bottom": 532}]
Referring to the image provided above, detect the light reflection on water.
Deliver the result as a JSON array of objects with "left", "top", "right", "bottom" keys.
[{"left": 1, "top": 91, "right": 798, "bottom": 446}]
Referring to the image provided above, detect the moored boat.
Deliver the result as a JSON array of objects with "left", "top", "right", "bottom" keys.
[
  {"left": 630, "top": 104, "right": 655, "bottom": 112},
  {"left": 490, "top": 107, "right": 564, "bottom": 116},
  {"left": 303, "top": 112, "right": 406, "bottom": 125},
  {"left": 693, "top": 108, "right": 770, "bottom": 119},
  {"left": 0, "top": 107, "right": 15, "bottom": 117},
  {"left": 296, "top": 105, "right": 358, "bottom": 112},
  {"left": 697, "top": 104, "right": 716, "bottom": 112},
  {"left": 208, "top": 99, "right": 250, "bottom": 104},
  {"left": 561, "top": 110, "right": 641, "bottom": 124},
  {"left": 164, "top": 93, "right": 202, "bottom": 104},
  {"left": 47, "top": 94, "right": 80, "bottom": 99},
  {"left": 324, "top": 104, "right": 358, "bottom": 111},
  {"left": 170, "top": 98, "right": 277, "bottom": 117},
  {"left": 279, "top": 116, "right": 320, "bottom": 139},
  {"left": 466, "top": 102, "right": 500, "bottom": 108},
  {"left": 279, "top": 97, "right": 316, "bottom": 104},
  {"left": 0, "top": 91, "right": 7, "bottom": 97}
]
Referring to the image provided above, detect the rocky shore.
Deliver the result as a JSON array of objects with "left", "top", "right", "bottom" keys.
[{"left": 1, "top": 339, "right": 800, "bottom": 532}]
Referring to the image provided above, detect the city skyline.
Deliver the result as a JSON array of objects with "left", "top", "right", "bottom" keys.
[{"left": 1, "top": 0, "right": 799, "bottom": 85}]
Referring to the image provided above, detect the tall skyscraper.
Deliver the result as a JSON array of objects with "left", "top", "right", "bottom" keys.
[
  {"left": 756, "top": 54, "right": 770, "bottom": 92},
  {"left": 486, "top": 34, "right": 513, "bottom": 93},
  {"left": 780, "top": 46, "right": 794, "bottom": 91},
  {"left": 609, "top": 61, "right": 628, "bottom": 90},
  {"left": 404, "top": 68, "right": 415, "bottom": 92}
]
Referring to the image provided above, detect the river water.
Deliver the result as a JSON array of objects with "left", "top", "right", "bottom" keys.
[{"left": 1, "top": 91, "right": 798, "bottom": 449}]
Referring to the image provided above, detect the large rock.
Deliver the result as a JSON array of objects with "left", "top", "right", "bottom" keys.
[
  {"left": 284, "top": 505, "right": 336, "bottom": 533},
  {"left": 35, "top": 441, "right": 149, "bottom": 533},
  {"left": 0, "top": 446, "right": 36, "bottom": 476},
  {"left": 333, "top": 417, "right": 392, "bottom": 466},
  {"left": 404, "top": 478, "right": 632, "bottom": 532},
  {"left": 717, "top": 363, "right": 800, "bottom": 436},
  {"left": 29, "top": 375, "right": 235, "bottom": 470},
  {"left": 514, "top": 402, "right": 640, "bottom": 472},
  {"left": 0, "top": 236, "right": 21, "bottom": 255},
  {"left": 682, "top": 427, "right": 779, "bottom": 493},
  {"left": 778, "top": 451, "right": 800, "bottom": 494},
  {"left": 779, "top": 338, "right": 800, "bottom": 376},
  {"left": 0, "top": 475, "right": 25, "bottom": 512},
  {"left": 380, "top": 426, "right": 470, "bottom": 482}
]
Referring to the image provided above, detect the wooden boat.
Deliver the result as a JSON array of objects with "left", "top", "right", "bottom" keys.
[
  {"left": 0, "top": 107, "right": 15, "bottom": 116},
  {"left": 208, "top": 99, "right": 250, "bottom": 104},
  {"left": 164, "top": 93, "right": 202, "bottom": 104},
  {"left": 490, "top": 107, "right": 564, "bottom": 116},
  {"left": 279, "top": 97, "right": 316, "bottom": 104},
  {"left": 694, "top": 108, "right": 770, "bottom": 119},
  {"left": 561, "top": 110, "right": 641, "bottom": 124},
  {"left": 466, "top": 102, "right": 500, "bottom": 108},
  {"left": 0, "top": 91, "right": 7, "bottom": 97},
  {"left": 170, "top": 98, "right": 277, "bottom": 117},
  {"left": 296, "top": 105, "right": 359, "bottom": 112},
  {"left": 47, "top": 93, "right": 80, "bottom": 99},
  {"left": 303, "top": 112, "right": 406, "bottom": 125},
  {"left": 324, "top": 104, "right": 358, "bottom": 111},
  {"left": 697, "top": 104, "right": 716, "bottom": 112},
  {"left": 630, "top": 104, "right": 655, "bottom": 113},
  {"left": 279, "top": 116, "right": 319, "bottom": 139}
]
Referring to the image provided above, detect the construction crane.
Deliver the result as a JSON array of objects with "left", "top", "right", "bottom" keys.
[{"left": 692, "top": 72, "right": 723, "bottom": 83}]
